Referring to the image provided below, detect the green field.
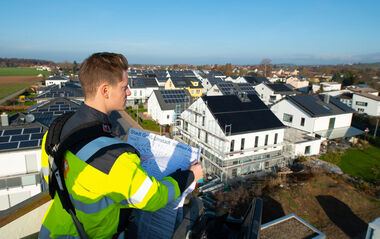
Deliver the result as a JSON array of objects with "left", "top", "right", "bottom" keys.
[
  {"left": 337, "top": 145, "right": 380, "bottom": 182},
  {"left": 0, "top": 67, "right": 50, "bottom": 76}
]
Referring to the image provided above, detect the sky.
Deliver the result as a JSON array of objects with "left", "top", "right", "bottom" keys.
[{"left": 1, "top": 0, "right": 380, "bottom": 65}]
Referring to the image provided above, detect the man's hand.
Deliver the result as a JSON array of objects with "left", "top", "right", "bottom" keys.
[{"left": 189, "top": 162, "right": 203, "bottom": 183}]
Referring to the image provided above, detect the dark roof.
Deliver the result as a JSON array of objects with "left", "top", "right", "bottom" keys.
[
  {"left": 266, "top": 83, "right": 295, "bottom": 94},
  {"left": 202, "top": 95, "right": 284, "bottom": 134},
  {"left": 287, "top": 95, "right": 353, "bottom": 117},
  {"left": 243, "top": 76, "right": 270, "bottom": 85},
  {"left": 27, "top": 97, "right": 82, "bottom": 127},
  {"left": 207, "top": 77, "right": 223, "bottom": 86},
  {"left": 36, "top": 83, "right": 84, "bottom": 99},
  {"left": 215, "top": 82, "right": 256, "bottom": 95},
  {"left": 156, "top": 77, "right": 169, "bottom": 83},
  {"left": 154, "top": 89, "right": 193, "bottom": 111},
  {"left": 129, "top": 77, "right": 159, "bottom": 88},
  {"left": 171, "top": 77, "right": 201, "bottom": 89}
]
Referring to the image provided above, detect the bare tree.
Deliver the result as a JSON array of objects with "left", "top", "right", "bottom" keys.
[{"left": 261, "top": 58, "right": 272, "bottom": 77}]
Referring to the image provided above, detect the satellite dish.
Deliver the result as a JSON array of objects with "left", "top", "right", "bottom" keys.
[{"left": 25, "top": 114, "right": 35, "bottom": 123}]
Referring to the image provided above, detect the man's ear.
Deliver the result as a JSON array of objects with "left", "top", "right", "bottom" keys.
[{"left": 99, "top": 82, "right": 109, "bottom": 99}]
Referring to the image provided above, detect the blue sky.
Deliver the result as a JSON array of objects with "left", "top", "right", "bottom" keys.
[{"left": 1, "top": 0, "right": 380, "bottom": 65}]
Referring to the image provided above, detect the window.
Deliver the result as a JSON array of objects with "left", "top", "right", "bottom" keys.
[
  {"left": 230, "top": 140, "right": 235, "bottom": 152},
  {"left": 202, "top": 116, "right": 205, "bottom": 126},
  {"left": 283, "top": 113, "right": 293, "bottom": 123},
  {"left": 269, "top": 96, "right": 276, "bottom": 102},
  {"left": 254, "top": 136, "right": 259, "bottom": 148},
  {"left": 134, "top": 91, "right": 137, "bottom": 96},
  {"left": 305, "top": 146, "right": 311, "bottom": 155},
  {"left": 196, "top": 90, "right": 200, "bottom": 94},
  {"left": 264, "top": 135, "right": 268, "bottom": 146},
  {"left": 241, "top": 138, "right": 245, "bottom": 150},
  {"left": 274, "top": 133, "right": 278, "bottom": 144},
  {"left": 205, "top": 133, "right": 208, "bottom": 143},
  {"left": 232, "top": 169, "right": 237, "bottom": 177},
  {"left": 184, "top": 122, "right": 188, "bottom": 131},
  {"left": 191, "top": 90, "right": 195, "bottom": 94},
  {"left": 167, "top": 115, "right": 170, "bottom": 119},
  {"left": 198, "top": 128, "right": 201, "bottom": 138},
  {"left": 194, "top": 114, "right": 197, "bottom": 123},
  {"left": 140, "top": 90, "right": 142, "bottom": 96},
  {"left": 300, "top": 117, "right": 305, "bottom": 126},
  {"left": 356, "top": 101, "right": 368, "bottom": 107}
]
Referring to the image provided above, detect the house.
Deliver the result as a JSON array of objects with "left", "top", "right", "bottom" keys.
[
  {"left": 147, "top": 89, "right": 192, "bottom": 127},
  {"left": 45, "top": 73, "right": 70, "bottom": 87},
  {"left": 36, "top": 83, "right": 84, "bottom": 103},
  {"left": 242, "top": 76, "right": 270, "bottom": 86},
  {"left": 165, "top": 77, "right": 203, "bottom": 99},
  {"left": 201, "top": 77, "right": 223, "bottom": 92},
  {"left": 175, "top": 94, "right": 290, "bottom": 182},
  {"left": 286, "top": 76, "right": 310, "bottom": 91},
  {"left": 312, "top": 82, "right": 342, "bottom": 92},
  {"left": 224, "top": 76, "right": 246, "bottom": 83},
  {"left": 207, "top": 82, "right": 255, "bottom": 96},
  {"left": 127, "top": 77, "right": 159, "bottom": 106},
  {"left": 351, "top": 93, "right": 380, "bottom": 116},
  {"left": 0, "top": 97, "right": 83, "bottom": 210},
  {"left": 271, "top": 95, "right": 363, "bottom": 140},
  {"left": 0, "top": 112, "right": 47, "bottom": 210},
  {"left": 254, "top": 83, "right": 296, "bottom": 105}
]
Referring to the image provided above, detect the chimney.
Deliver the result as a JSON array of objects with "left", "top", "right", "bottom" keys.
[
  {"left": 324, "top": 94, "right": 330, "bottom": 104},
  {"left": 1, "top": 112, "right": 9, "bottom": 126}
]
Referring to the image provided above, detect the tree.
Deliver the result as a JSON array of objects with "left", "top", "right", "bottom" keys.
[
  {"left": 222, "top": 63, "right": 233, "bottom": 77},
  {"left": 72, "top": 61, "right": 78, "bottom": 74},
  {"left": 261, "top": 58, "right": 272, "bottom": 77}
]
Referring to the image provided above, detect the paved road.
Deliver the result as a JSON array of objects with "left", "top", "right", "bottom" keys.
[{"left": 0, "top": 88, "right": 26, "bottom": 105}]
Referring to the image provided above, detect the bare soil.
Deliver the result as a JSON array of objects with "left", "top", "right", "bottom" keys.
[
  {"left": 213, "top": 174, "right": 380, "bottom": 239},
  {"left": 0, "top": 75, "right": 41, "bottom": 85}
]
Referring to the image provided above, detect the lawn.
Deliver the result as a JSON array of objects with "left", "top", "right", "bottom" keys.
[
  {"left": 0, "top": 67, "right": 50, "bottom": 76},
  {"left": 337, "top": 145, "right": 380, "bottom": 182}
]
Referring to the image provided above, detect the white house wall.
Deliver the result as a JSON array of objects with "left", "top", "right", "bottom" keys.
[
  {"left": 0, "top": 149, "right": 41, "bottom": 177},
  {"left": 313, "top": 113, "right": 352, "bottom": 131},
  {"left": 294, "top": 139, "right": 322, "bottom": 156},
  {"left": 271, "top": 99, "right": 352, "bottom": 133},
  {"left": 271, "top": 100, "right": 315, "bottom": 132},
  {"left": 352, "top": 94, "right": 380, "bottom": 116},
  {"left": 206, "top": 85, "right": 223, "bottom": 96}
]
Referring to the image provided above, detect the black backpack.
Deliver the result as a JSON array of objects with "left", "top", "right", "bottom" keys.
[{"left": 45, "top": 112, "right": 115, "bottom": 239}]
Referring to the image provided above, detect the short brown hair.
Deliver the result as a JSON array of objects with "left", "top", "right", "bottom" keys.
[{"left": 79, "top": 52, "right": 128, "bottom": 98}]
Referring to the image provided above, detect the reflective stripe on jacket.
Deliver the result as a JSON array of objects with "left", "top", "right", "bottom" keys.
[{"left": 39, "top": 132, "right": 181, "bottom": 238}]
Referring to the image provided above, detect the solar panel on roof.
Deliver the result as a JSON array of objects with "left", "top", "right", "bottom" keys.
[
  {"left": 31, "top": 133, "right": 44, "bottom": 140},
  {"left": 23, "top": 127, "right": 41, "bottom": 134},
  {"left": 0, "top": 142, "right": 19, "bottom": 150},
  {"left": 10, "top": 135, "right": 29, "bottom": 142},
  {"left": 19, "top": 140, "right": 39, "bottom": 148},
  {"left": 0, "top": 136, "right": 10, "bottom": 143},
  {"left": 3, "top": 129, "right": 22, "bottom": 135},
  {"left": 290, "top": 96, "right": 330, "bottom": 116}
]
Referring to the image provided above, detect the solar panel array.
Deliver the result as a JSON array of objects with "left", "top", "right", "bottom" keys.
[
  {"left": 289, "top": 95, "right": 331, "bottom": 116},
  {"left": 218, "top": 82, "right": 239, "bottom": 95},
  {"left": 160, "top": 90, "right": 189, "bottom": 104},
  {"left": 237, "top": 83, "right": 256, "bottom": 94},
  {"left": 0, "top": 127, "right": 44, "bottom": 151},
  {"left": 328, "top": 96, "right": 353, "bottom": 112},
  {"left": 33, "top": 101, "right": 79, "bottom": 115}
]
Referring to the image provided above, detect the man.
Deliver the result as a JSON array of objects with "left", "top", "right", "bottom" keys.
[{"left": 39, "top": 52, "right": 203, "bottom": 238}]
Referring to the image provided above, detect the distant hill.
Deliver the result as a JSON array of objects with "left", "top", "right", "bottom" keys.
[{"left": 0, "top": 57, "right": 55, "bottom": 67}]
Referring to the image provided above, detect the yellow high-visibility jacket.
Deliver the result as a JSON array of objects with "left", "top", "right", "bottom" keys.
[{"left": 39, "top": 132, "right": 182, "bottom": 239}]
